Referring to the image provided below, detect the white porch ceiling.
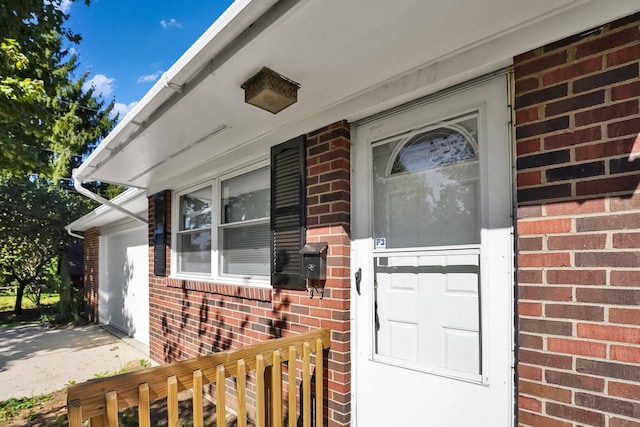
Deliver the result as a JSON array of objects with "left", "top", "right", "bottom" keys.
[{"left": 75, "top": 0, "right": 640, "bottom": 192}]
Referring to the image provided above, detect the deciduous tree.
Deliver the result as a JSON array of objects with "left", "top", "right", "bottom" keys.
[{"left": 0, "top": 176, "right": 94, "bottom": 314}]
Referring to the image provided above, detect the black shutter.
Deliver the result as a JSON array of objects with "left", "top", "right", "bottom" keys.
[
  {"left": 153, "top": 191, "right": 166, "bottom": 276},
  {"left": 271, "top": 135, "right": 306, "bottom": 289}
]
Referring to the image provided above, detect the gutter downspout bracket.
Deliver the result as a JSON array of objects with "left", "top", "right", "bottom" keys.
[{"left": 162, "top": 73, "right": 184, "bottom": 93}]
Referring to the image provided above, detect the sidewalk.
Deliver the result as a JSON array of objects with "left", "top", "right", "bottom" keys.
[{"left": 0, "top": 323, "right": 149, "bottom": 401}]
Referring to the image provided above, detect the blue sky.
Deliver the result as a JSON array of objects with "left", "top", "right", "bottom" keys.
[{"left": 64, "top": 0, "right": 234, "bottom": 119}]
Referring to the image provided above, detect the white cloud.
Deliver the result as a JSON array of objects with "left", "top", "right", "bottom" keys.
[
  {"left": 64, "top": 46, "right": 77, "bottom": 59},
  {"left": 111, "top": 101, "right": 139, "bottom": 120},
  {"left": 160, "top": 18, "right": 182, "bottom": 29},
  {"left": 59, "top": 0, "right": 72, "bottom": 13},
  {"left": 137, "top": 71, "right": 164, "bottom": 84},
  {"left": 50, "top": 0, "right": 72, "bottom": 13},
  {"left": 83, "top": 74, "right": 115, "bottom": 98}
]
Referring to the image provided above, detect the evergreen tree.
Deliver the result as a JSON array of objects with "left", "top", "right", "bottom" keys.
[{"left": 0, "top": 0, "right": 118, "bottom": 177}]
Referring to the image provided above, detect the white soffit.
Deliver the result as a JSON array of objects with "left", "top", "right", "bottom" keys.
[{"left": 77, "top": 0, "right": 640, "bottom": 190}]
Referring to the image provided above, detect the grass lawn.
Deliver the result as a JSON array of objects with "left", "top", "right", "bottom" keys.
[
  {"left": 0, "top": 293, "right": 59, "bottom": 312},
  {"left": 0, "top": 293, "right": 60, "bottom": 328}
]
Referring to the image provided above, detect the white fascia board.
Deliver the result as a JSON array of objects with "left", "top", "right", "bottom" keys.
[{"left": 74, "top": 0, "right": 278, "bottom": 184}]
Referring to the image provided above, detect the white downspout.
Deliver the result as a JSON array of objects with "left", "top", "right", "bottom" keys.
[
  {"left": 65, "top": 227, "right": 85, "bottom": 240},
  {"left": 72, "top": 169, "right": 147, "bottom": 224}
]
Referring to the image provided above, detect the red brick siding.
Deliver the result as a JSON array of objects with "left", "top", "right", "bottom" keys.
[
  {"left": 147, "top": 121, "right": 351, "bottom": 427},
  {"left": 515, "top": 13, "right": 640, "bottom": 427},
  {"left": 83, "top": 228, "right": 100, "bottom": 322},
  {"left": 304, "top": 121, "right": 351, "bottom": 425}
]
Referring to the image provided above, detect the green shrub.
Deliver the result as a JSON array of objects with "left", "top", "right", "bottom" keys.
[{"left": 0, "top": 395, "right": 52, "bottom": 421}]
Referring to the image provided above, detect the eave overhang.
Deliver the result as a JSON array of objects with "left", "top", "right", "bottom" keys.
[{"left": 74, "top": 0, "right": 640, "bottom": 193}]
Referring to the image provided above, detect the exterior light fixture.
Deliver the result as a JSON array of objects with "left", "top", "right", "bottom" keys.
[{"left": 241, "top": 67, "right": 300, "bottom": 114}]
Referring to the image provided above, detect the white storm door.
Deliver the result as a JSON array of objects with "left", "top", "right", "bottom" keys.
[{"left": 352, "top": 75, "right": 514, "bottom": 426}]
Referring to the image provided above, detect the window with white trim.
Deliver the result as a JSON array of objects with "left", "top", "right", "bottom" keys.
[
  {"left": 220, "top": 167, "right": 270, "bottom": 276},
  {"left": 177, "top": 186, "right": 213, "bottom": 274},
  {"left": 175, "top": 166, "right": 270, "bottom": 279}
]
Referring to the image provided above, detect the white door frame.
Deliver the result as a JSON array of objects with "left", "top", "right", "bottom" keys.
[
  {"left": 99, "top": 223, "right": 150, "bottom": 345},
  {"left": 351, "top": 73, "right": 515, "bottom": 426}
]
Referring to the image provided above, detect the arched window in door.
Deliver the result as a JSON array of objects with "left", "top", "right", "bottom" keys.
[{"left": 387, "top": 122, "right": 478, "bottom": 176}]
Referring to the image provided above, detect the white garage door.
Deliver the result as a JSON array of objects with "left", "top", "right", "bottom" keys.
[{"left": 99, "top": 226, "right": 149, "bottom": 346}]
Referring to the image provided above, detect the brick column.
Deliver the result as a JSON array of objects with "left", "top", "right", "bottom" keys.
[
  {"left": 304, "top": 121, "right": 351, "bottom": 426},
  {"left": 148, "top": 190, "right": 172, "bottom": 362},
  {"left": 514, "top": 13, "right": 640, "bottom": 427}
]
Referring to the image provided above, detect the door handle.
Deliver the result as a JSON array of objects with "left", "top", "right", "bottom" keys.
[{"left": 355, "top": 268, "right": 362, "bottom": 295}]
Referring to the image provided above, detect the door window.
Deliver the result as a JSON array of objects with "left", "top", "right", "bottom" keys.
[
  {"left": 371, "top": 113, "right": 482, "bottom": 378},
  {"left": 372, "top": 114, "right": 480, "bottom": 249}
]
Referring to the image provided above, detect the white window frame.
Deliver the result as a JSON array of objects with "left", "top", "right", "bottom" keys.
[
  {"left": 171, "top": 160, "right": 271, "bottom": 287},
  {"left": 218, "top": 165, "right": 271, "bottom": 280},
  {"left": 174, "top": 179, "right": 217, "bottom": 278}
]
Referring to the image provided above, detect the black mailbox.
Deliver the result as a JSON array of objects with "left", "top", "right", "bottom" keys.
[{"left": 300, "top": 242, "right": 328, "bottom": 281}]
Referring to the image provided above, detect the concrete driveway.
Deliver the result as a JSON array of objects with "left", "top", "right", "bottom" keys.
[{"left": 0, "top": 323, "right": 149, "bottom": 401}]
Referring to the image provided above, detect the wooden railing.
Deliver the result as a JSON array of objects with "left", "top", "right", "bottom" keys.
[{"left": 67, "top": 328, "right": 331, "bottom": 427}]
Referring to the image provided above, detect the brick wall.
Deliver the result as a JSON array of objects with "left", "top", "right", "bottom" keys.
[
  {"left": 147, "top": 121, "right": 351, "bottom": 426},
  {"left": 515, "top": 13, "right": 640, "bottom": 427},
  {"left": 83, "top": 227, "right": 100, "bottom": 322},
  {"left": 305, "top": 121, "right": 351, "bottom": 425}
]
